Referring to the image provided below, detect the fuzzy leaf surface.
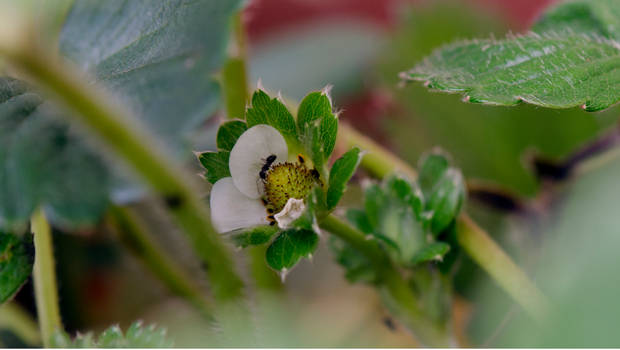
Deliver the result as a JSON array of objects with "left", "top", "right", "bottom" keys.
[{"left": 403, "top": 32, "right": 620, "bottom": 111}]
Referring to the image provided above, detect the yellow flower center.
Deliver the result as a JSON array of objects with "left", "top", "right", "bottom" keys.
[{"left": 263, "top": 161, "right": 320, "bottom": 213}]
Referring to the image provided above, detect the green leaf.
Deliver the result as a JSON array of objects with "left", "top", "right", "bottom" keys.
[
  {"left": 326, "top": 147, "right": 362, "bottom": 209},
  {"left": 230, "top": 226, "right": 279, "bottom": 248},
  {"left": 345, "top": 209, "right": 373, "bottom": 235},
  {"left": 418, "top": 151, "right": 450, "bottom": 198},
  {"left": 197, "top": 151, "right": 230, "bottom": 184},
  {"left": 533, "top": 0, "right": 620, "bottom": 40},
  {"left": 402, "top": 31, "right": 620, "bottom": 111},
  {"left": 411, "top": 242, "right": 450, "bottom": 265},
  {"left": 59, "top": 0, "right": 242, "bottom": 152},
  {"left": 246, "top": 90, "right": 298, "bottom": 144},
  {"left": 51, "top": 321, "right": 173, "bottom": 348},
  {"left": 329, "top": 236, "right": 378, "bottom": 284},
  {"left": 265, "top": 229, "right": 318, "bottom": 271},
  {"left": 427, "top": 169, "right": 465, "bottom": 235},
  {"left": 385, "top": 175, "right": 424, "bottom": 220},
  {"left": 363, "top": 177, "right": 426, "bottom": 264},
  {"left": 0, "top": 232, "right": 34, "bottom": 303},
  {"left": 0, "top": 79, "right": 111, "bottom": 229},
  {"left": 297, "top": 91, "right": 338, "bottom": 168},
  {"left": 0, "top": 0, "right": 241, "bottom": 228},
  {"left": 216, "top": 120, "right": 247, "bottom": 151}
]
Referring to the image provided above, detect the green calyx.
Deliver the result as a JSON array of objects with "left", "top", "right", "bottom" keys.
[{"left": 264, "top": 161, "right": 321, "bottom": 213}]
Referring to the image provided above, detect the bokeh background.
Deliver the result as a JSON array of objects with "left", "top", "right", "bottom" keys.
[{"left": 5, "top": 0, "right": 620, "bottom": 347}]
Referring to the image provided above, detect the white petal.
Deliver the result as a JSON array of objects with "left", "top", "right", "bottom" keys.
[
  {"left": 229, "top": 124, "right": 288, "bottom": 198},
  {"left": 210, "top": 177, "right": 269, "bottom": 233},
  {"left": 274, "top": 198, "right": 306, "bottom": 229}
]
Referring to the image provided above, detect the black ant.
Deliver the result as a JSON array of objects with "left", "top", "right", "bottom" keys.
[{"left": 259, "top": 154, "right": 277, "bottom": 180}]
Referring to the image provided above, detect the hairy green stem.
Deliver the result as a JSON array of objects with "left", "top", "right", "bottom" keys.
[
  {"left": 0, "top": 28, "right": 244, "bottom": 302},
  {"left": 0, "top": 302, "right": 41, "bottom": 346},
  {"left": 31, "top": 208, "right": 62, "bottom": 346},
  {"left": 319, "top": 214, "right": 452, "bottom": 347},
  {"left": 108, "top": 205, "right": 215, "bottom": 321},
  {"left": 339, "top": 123, "right": 548, "bottom": 320}
]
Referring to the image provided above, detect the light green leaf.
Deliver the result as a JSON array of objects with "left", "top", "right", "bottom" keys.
[
  {"left": 533, "top": 0, "right": 620, "bottom": 40},
  {"left": 418, "top": 151, "right": 450, "bottom": 198},
  {"left": 265, "top": 229, "right": 318, "bottom": 271},
  {"left": 0, "top": 0, "right": 241, "bottom": 228},
  {"left": 0, "top": 232, "right": 34, "bottom": 303},
  {"left": 411, "top": 242, "right": 450, "bottom": 265},
  {"left": 51, "top": 321, "right": 173, "bottom": 348},
  {"left": 297, "top": 91, "right": 338, "bottom": 169},
  {"left": 197, "top": 151, "right": 230, "bottom": 184},
  {"left": 216, "top": 120, "right": 247, "bottom": 151},
  {"left": 246, "top": 90, "right": 298, "bottom": 144},
  {"left": 385, "top": 175, "right": 424, "bottom": 220},
  {"left": 427, "top": 169, "right": 465, "bottom": 235},
  {"left": 326, "top": 147, "right": 361, "bottom": 209},
  {"left": 229, "top": 226, "right": 279, "bottom": 248},
  {"left": 402, "top": 31, "right": 620, "bottom": 111}
]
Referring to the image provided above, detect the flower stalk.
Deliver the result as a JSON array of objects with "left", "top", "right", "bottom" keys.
[{"left": 31, "top": 208, "right": 62, "bottom": 347}]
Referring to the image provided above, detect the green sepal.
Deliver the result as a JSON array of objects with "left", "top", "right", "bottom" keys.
[
  {"left": 297, "top": 90, "right": 338, "bottom": 171},
  {"left": 197, "top": 151, "right": 230, "bottom": 184},
  {"left": 265, "top": 229, "right": 319, "bottom": 271},
  {"left": 229, "top": 225, "right": 279, "bottom": 248},
  {"left": 427, "top": 168, "right": 465, "bottom": 235},
  {"left": 246, "top": 90, "right": 298, "bottom": 145},
  {"left": 216, "top": 120, "right": 247, "bottom": 151},
  {"left": 326, "top": 147, "right": 362, "bottom": 210}
]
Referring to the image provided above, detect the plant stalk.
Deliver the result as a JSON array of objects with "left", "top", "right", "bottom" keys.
[
  {"left": 0, "top": 26, "right": 244, "bottom": 303},
  {"left": 31, "top": 208, "right": 62, "bottom": 346},
  {"left": 107, "top": 205, "right": 215, "bottom": 321},
  {"left": 338, "top": 123, "right": 548, "bottom": 320},
  {"left": 456, "top": 215, "right": 548, "bottom": 320}
]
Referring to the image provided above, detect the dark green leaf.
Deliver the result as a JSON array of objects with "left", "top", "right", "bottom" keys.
[
  {"left": 329, "top": 236, "right": 377, "bottom": 284},
  {"left": 246, "top": 90, "right": 298, "bottom": 144},
  {"left": 427, "top": 169, "right": 465, "bottom": 235},
  {"left": 197, "top": 151, "right": 230, "bottom": 184},
  {"left": 297, "top": 91, "right": 338, "bottom": 168},
  {"left": 533, "top": 0, "right": 620, "bottom": 40},
  {"left": 411, "top": 242, "right": 450, "bottom": 265},
  {"left": 0, "top": 232, "right": 34, "bottom": 303},
  {"left": 216, "top": 120, "right": 247, "bottom": 151},
  {"left": 418, "top": 151, "right": 450, "bottom": 198},
  {"left": 230, "top": 226, "right": 279, "bottom": 248},
  {"left": 51, "top": 321, "right": 173, "bottom": 348},
  {"left": 326, "top": 147, "right": 361, "bottom": 209},
  {"left": 0, "top": 0, "right": 241, "bottom": 228},
  {"left": 265, "top": 229, "right": 318, "bottom": 271},
  {"left": 403, "top": 31, "right": 620, "bottom": 111}
]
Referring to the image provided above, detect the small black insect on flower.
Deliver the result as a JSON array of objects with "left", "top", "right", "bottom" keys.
[{"left": 259, "top": 154, "right": 277, "bottom": 180}]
